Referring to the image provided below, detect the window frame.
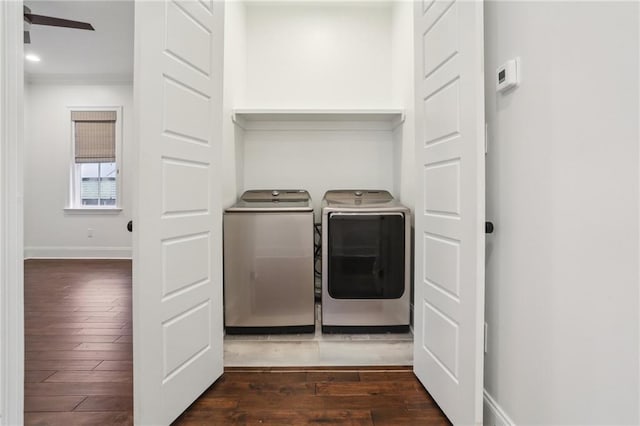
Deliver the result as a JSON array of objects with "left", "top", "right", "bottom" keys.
[{"left": 66, "top": 106, "right": 123, "bottom": 212}]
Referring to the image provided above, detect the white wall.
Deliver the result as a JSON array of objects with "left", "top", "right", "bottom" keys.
[
  {"left": 484, "top": 2, "right": 639, "bottom": 424},
  {"left": 242, "top": 128, "right": 396, "bottom": 214},
  {"left": 391, "top": 1, "right": 415, "bottom": 210},
  {"left": 222, "top": 1, "right": 247, "bottom": 208},
  {"left": 231, "top": 2, "right": 412, "bottom": 216},
  {"left": 24, "top": 83, "right": 133, "bottom": 258},
  {"left": 245, "top": 2, "right": 392, "bottom": 109}
]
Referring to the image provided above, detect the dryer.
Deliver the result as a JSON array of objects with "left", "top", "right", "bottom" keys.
[
  {"left": 224, "top": 189, "right": 315, "bottom": 334},
  {"left": 321, "top": 190, "right": 411, "bottom": 333}
]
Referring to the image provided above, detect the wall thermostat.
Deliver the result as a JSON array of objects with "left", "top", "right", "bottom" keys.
[{"left": 496, "top": 58, "right": 520, "bottom": 93}]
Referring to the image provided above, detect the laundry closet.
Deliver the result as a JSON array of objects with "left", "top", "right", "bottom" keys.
[
  {"left": 222, "top": 1, "right": 415, "bottom": 211},
  {"left": 219, "top": 0, "right": 417, "bottom": 364},
  {"left": 133, "top": 0, "right": 484, "bottom": 422}
]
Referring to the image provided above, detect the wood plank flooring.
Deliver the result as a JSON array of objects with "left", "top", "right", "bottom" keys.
[
  {"left": 174, "top": 367, "right": 450, "bottom": 426},
  {"left": 24, "top": 259, "right": 450, "bottom": 426},
  {"left": 24, "top": 259, "right": 133, "bottom": 425}
]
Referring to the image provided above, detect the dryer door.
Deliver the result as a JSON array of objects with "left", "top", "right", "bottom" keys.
[{"left": 327, "top": 212, "right": 405, "bottom": 299}]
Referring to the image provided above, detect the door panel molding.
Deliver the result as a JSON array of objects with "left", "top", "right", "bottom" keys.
[
  {"left": 413, "top": 0, "right": 485, "bottom": 424},
  {"left": 133, "top": 0, "right": 225, "bottom": 424}
]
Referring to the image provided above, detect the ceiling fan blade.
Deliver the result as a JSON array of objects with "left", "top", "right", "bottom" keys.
[
  {"left": 24, "top": 14, "right": 94, "bottom": 31},
  {"left": 24, "top": 31, "right": 31, "bottom": 44}
]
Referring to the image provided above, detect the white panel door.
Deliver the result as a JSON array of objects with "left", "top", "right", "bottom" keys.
[
  {"left": 413, "top": 1, "right": 485, "bottom": 424},
  {"left": 133, "top": 0, "right": 225, "bottom": 424}
]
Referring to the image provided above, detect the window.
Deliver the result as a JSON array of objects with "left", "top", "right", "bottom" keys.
[
  {"left": 77, "top": 162, "right": 117, "bottom": 206},
  {"left": 69, "top": 108, "right": 122, "bottom": 209}
]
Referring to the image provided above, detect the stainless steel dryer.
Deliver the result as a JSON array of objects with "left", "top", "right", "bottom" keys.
[
  {"left": 321, "top": 190, "right": 410, "bottom": 333},
  {"left": 224, "top": 190, "right": 315, "bottom": 334}
]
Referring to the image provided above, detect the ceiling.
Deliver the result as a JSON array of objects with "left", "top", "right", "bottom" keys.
[{"left": 24, "top": 0, "right": 134, "bottom": 83}]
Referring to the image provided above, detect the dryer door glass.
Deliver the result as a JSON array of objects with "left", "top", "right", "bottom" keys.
[{"left": 328, "top": 213, "right": 405, "bottom": 299}]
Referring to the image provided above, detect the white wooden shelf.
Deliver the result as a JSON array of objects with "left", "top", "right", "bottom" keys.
[{"left": 231, "top": 108, "right": 405, "bottom": 131}]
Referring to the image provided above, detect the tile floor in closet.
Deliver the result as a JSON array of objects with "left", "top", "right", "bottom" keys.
[{"left": 224, "top": 305, "right": 414, "bottom": 367}]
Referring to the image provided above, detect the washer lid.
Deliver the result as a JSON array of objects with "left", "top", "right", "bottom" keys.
[
  {"left": 323, "top": 190, "right": 394, "bottom": 206},
  {"left": 240, "top": 189, "right": 310, "bottom": 202},
  {"left": 227, "top": 189, "right": 313, "bottom": 212}
]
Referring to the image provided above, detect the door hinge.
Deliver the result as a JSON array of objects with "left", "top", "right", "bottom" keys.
[
  {"left": 484, "top": 123, "right": 489, "bottom": 154},
  {"left": 484, "top": 322, "right": 488, "bottom": 353}
]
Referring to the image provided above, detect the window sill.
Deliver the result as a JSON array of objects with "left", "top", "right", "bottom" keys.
[{"left": 64, "top": 207, "right": 123, "bottom": 215}]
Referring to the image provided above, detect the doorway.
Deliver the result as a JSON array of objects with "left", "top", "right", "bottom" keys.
[
  {"left": 6, "top": 0, "right": 484, "bottom": 422},
  {"left": 21, "top": 0, "right": 135, "bottom": 423}
]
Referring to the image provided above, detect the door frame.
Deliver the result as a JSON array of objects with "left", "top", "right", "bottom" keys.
[
  {"left": 0, "top": 1, "right": 24, "bottom": 425},
  {"left": 0, "top": 1, "right": 491, "bottom": 423}
]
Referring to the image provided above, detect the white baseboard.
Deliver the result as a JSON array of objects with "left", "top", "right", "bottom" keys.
[
  {"left": 484, "top": 389, "right": 515, "bottom": 426},
  {"left": 24, "top": 246, "right": 132, "bottom": 259}
]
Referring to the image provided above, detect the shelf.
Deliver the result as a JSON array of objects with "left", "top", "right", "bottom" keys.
[{"left": 231, "top": 108, "right": 405, "bottom": 131}]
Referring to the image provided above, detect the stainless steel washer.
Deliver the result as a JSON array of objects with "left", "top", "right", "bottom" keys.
[
  {"left": 321, "top": 190, "right": 411, "bottom": 333},
  {"left": 224, "top": 190, "right": 315, "bottom": 334}
]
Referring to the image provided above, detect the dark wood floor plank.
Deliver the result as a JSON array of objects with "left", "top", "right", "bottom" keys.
[
  {"left": 236, "top": 394, "right": 409, "bottom": 411},
  {"left": 46, "top": 322, "right": 127, "bottom": 329},
  {"left": 306, "top": 371, "right": 361, "bottom": 383},
  {"left": 316, "top": 380, "right": 424, "bottom": 397},
  {"left": 222, "top": 371, "right": 308, "bottom": 383},
  {"left": 25, "top": 328, "right": 83, "bottom": 336},
  {"left": 358, "top": 370, "right": 416, "bottom": 382},
  {"left": 26, "top": 360, "right": 102, "bottom": 372},
  {"left": 24, "top": 411, "right": 133, "bottom": 426},
  {"left": 371, "top": 408, "right": 451, "bottom": 426},
  {"left": 25, "top": 312, "right": 90, "bottom": 319},
  {"left": 178, "top": 396, "right": 238, "bottom": 411},
  {"left": 25, "top": 342, "right": 80, "bottom": 352},
  {"left": 74, "top": 396, "right": 133, "bottom": 412},
  {"left": 74, "top": 306, "right": 119, "bottom": 312},
  {"left": 27, "top": 301, "right": 118, "bottom": 307},
  {"left": 26, "top": 335, "right": 119, "bottom": 344},
  {"left": 25, "top": 371, "right": 57, "bottom": 383},
  {"left": 74, "top": 343, "right": 132, "bottom": 352},
  {"left": 212, "top": 379, "right": 316, "bottom": 396},
  {"left": 241, "top": 409, "right": 373, "bottom": 425},
  {"left": 113, "top": 297, "right": 132, "bottom": 306},
  {"left": 24, "top": 396, "right": 87, "bottom": 412},
  {"left": 405, "top": 394, "right": 441, "bottom": 411},
  {"left": 84, "top": 315, "right": 129, "bottom": 321},
  {"left": 171, "top": 409, "right": 253, "bottom": 425},
  {"left": 94, "top": 360, "right": 133, "bottom": 371},
  {"left": 44, "top": 371, "right": 132, "bottom": 384},
  {"left": 25, "top": 382, "right": 133, "bottom": 397},
  {"left": 24, "top": 306, "right": 81, "bottom": 313},
  {"left": 26, "top": 350, "right": 132, "bottom": 361},
  {"left": 114, "top": 335, "right": 132, "bottom": 343},
  {"left": 76, "top": 328, "right": 132, "bottom": 335}
]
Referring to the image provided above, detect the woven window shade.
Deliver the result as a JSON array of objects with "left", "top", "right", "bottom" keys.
[{"left": 72, "top": 111, "right": 117, "bottom": 163}]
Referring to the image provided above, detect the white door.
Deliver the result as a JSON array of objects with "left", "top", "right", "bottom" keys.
[
  {"left": 413, "top": 0, "right": 485, "bottom": 424},
  {"left": 132, "top": 0, "right": 225, "bottom": 424}
]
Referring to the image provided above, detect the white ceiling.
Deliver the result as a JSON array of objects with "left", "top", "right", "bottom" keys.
[{"left": 24, "top": 0, "right": 134, "bottom": 83}]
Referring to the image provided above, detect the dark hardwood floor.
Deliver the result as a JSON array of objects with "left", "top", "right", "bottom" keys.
[
  {"left": 24, "top": 259, "right": 133, "bottom": 425},
  {"left": 174, "top": 367, "right": 450, "bottom": 426},
  {"left": 24, "top": 259, "right": 450, "bottom": 426}
]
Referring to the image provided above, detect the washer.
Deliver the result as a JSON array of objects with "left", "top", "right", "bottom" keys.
[
  {"left": 224, "top": 189, "right": 315, "bottom": 334},
  {"left": 321, "top": 190, "right": 410, "bottom": 333}
]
